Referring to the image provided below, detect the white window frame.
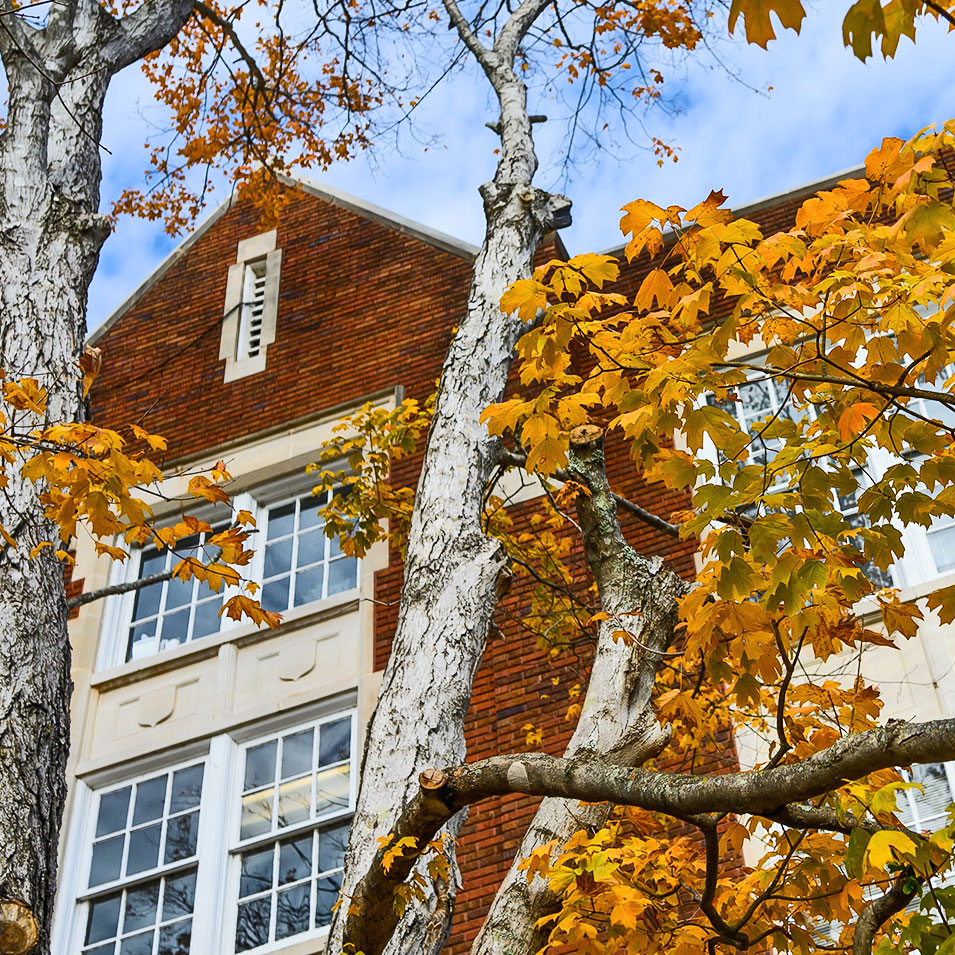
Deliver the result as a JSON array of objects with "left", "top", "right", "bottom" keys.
[
  {"left": 54, "top": 709, "right": 356, "bottom": 955},
  {"left": 97, "top": 484, "right": 361, "bottom": 672},
  {"left": 225, "top": 712, "right": 357, "bottom": 955},
  {"left": 63, "top": 752, "right": 214, "bottom": 955},
  {"left": 219, "top": 230, "right": 282, "bottom": 382}
]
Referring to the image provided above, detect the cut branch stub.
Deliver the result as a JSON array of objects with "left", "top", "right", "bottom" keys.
[
  {"left": 420, "top": 768, "right": 448, "bottom": 790},
  {"left": 569, "top": 423, "right": 603, "bottom": 452},
  {"left": 0, "top": 900, "right": 38, "bottom": 955}
]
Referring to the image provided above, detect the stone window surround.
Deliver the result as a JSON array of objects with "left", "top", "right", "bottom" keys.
[
  {"left": 97, "top": 479, "right": 360, "bottom": 674},
  {"left": 219, "top": 230, "right": 282, "bottom": 383},
  {"left": 55, "top": 707, "right": 356, "bottom": 955}
]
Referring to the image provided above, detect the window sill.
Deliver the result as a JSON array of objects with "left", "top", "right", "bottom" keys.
[{"left": 90, "top": 591, "right": 361, "bottom": 692}]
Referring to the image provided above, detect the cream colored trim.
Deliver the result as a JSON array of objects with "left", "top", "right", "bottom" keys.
[{"left": 220, "top": 229, "right": 281, "bottom": 381}]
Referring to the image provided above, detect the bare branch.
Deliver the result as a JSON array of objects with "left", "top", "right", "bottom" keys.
[
  {"left": 66, "top": 568, "right": 172, "bottom": 611},
  {"left": 852, "top": 873, "right": 918, "bottom": 955},
  {"left": 496, "top": 447, "right": 681, "bottom": 538},
  {"left": 440, "top": 0, "right": 495, "bottom": 74},
  {"left": 99, "top": 0, "right": 196, "bottom": 73}
]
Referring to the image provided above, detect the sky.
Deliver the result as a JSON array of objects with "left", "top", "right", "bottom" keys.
[{"left": 87, "top": 4, "right": 955, "bottom": 330}]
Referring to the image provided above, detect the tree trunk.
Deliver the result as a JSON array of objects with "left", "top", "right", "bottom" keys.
[
  {"left": 329, "top": 53, "right": 570, "bottom": 955},
  {"left": 0, "top": 50, "right": 111, "bottom": 955},
  {"left": 470, "top": 426, "right": 687, "bottom": 955}
]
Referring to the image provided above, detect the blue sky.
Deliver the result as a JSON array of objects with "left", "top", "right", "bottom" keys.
[{"left": 87, "top": 5, "right": 955, "bottom": 330}]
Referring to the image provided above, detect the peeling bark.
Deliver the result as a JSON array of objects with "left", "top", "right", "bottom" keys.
[
  {"left": 471, "top": 427, "right": 687, "bottom": 955},
  {"left": 0, "top": 3, "right": 196, "bottom": 948},
  {"left": 327, "top": 4, "right": 572, "bottom": 953}
]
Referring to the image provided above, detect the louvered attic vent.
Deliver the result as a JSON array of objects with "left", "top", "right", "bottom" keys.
[{"left": 237, "top": 259, "right": 268, "bottom": 359}]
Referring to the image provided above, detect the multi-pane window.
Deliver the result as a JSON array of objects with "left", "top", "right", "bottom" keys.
[
  {"left": 82, "top": 765, "right": 204, "bottom": 955},
  {"left": 260, "top": 492, "right": 359, "bottom": 615},
  {"left": 234, "top": 715, "right": 354, "bottom": 952},
  {"left": 899, "top": 762, "right": 955, "bottom": 833},
  {"left": 114, "top": 487, "right": 360, "bottom": 668},
  {"left": 708, "top": 373, "right": 798, "bottom": 470},
  {"left": 68, "top": 716, "right": 356, "bottom": 955},
  {"left": 127, "top": 530, "right": 225, "bottom": 662}
]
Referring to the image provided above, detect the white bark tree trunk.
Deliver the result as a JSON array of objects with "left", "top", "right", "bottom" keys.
[
  {"left": 0, "top": 5, "right": 194, "bottom": 946},
  {"left": 328, "top": 9, "right": 571, "bottom": 952},
  {"left": 470, "top": 427, "right": 687, "bottom": 955}
]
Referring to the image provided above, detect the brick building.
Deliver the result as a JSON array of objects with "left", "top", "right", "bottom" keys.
[{"left": 51, "top": 170, "right": 955, "bottom": 955}]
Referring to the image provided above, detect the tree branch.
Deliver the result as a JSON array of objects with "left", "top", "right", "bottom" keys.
[
  {"left": 342, "top": 717, "right": 955, "bottom": 954},
  {"left": 471, "top": 424, "right": 687, "bottom": 955},
  {"left": 440, "top": 0, "right": 496, "bottom": 75},
  {"left": 66, "top": 568, "right": 173, "bottom": 611},
  {"left": 852, "top": 873, "right": 918, "bottom": 955},
  {"left": 496, "top": 447, "right": 681, "bottom": 538},
  {"left": 99, "top": 0, "right": 196, "bottom": 73}
]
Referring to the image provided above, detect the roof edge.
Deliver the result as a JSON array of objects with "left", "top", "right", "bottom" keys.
[
  {"left": 88, "top": 174, "right": 480, "bottom": 346},
  {"left": 88, "top": 193, "right": 237, "bottom": 346},
  {"left": 280, "top": 172, "right": 479, "bottom": 260},
  {"left": 597, "top": 163, "right": 867, "bottom": 258}
]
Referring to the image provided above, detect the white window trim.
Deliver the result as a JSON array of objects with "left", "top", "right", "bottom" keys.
[
  {"left": 224, "top": 712, "right": 357, "bottom": 955},
  {"left": 219, "top": 230, "right": 282, "bottom": 382},
  {"left": 55, "top": 710, "right": 356, "bottom": 955},
  {"left": 98, "top": 480, "right": 361, "bottom": 672}
]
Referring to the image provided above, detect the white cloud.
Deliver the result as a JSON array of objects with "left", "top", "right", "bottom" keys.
[{"left": 88, "top": 6, "right": 955, "bottom": 329}]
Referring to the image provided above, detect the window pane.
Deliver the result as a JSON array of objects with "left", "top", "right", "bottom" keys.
[
  {"left": 267, "top": 503, "right": 295, "bottom": 541},
  {"left": 278, "top": 776, "right": 311, "bottom": 828},
  {"left": 278, "top": 835, "right": 313, "bottom": 886},
  {"left": 191, "top": 598, "right": 222, "bottom": 640},
  {"left": 240, "top": 847, "right": 274, "bottom": 898},
  {"left": 319, "top": 719, "right": 351, "bottom": 767},
  {"left": 281, "top": 730, "right": 313, "bottom": 780},
  {"left": 315, "top": 765, "right": 350, "bottom": 817},
  {"left": 83, "top": 946, "right": 114, "bottom": 955},
  {"left": 296, "top": 528, "right": 325, "bottom": 568},
  {"left": 131, "top": 580, "right": 162, "bottom": 621},
  {"left": 264, "top": 539, "right": 293, "bottom": 579},
  {"left": 127, "top": 621, "right": 157, "bottom": 662},
  {"left": 315, "top": 873, "right": 342, "bottom": 928},
  {"left": 928, "top": 521, "right": 955, "bottom": 574},
  {"left": 133, "top": 778, "right": 167, "bottom": 825},
  {"left": 158, "top": 919, "right": 192, "bottom": 955},
  {"left": 159, "top": 609, "right": 190, "bottom": 648},
  {"left": 244, "top": 741, "right": 277, "bottom": 791},
  {"left": 123, "top": 880, "right": 159, "bottom": 933},
  {"left": 163, "top": 871, "right": 197, "bottom": 920},
  {"left": 261, "top": 578, "right": 289, "bottom": 614},
  {"left": 164, "top": 576, "right": 193, "bottom": 611},
  {"left": 141, "top": 549, "right": 167, "bottom": 578},
  {"left": 126, "top": 824, "right": 161, "bottom": 875},
  {"left": 319, "top": 823, "right": 349, "bottom": 874},
  {"left": 275, "top": 884, "right": 310, "bottom": 940},
  {"left": 235, "top": 897, "right": 271, "bottom": 952},
  {"left": 328, "top": 557, "right": 357, "bottom": 596},
  {"left": 89, "top": 836, "right": 124, "bottom": 887},
  {"left": 299, "top": 497, "right": 323, "bottom": 529},
  {"left": 293, "top": 565, "right": 324, "bottom": 607},
  {"left": 96, "top": 789, "right": 131, "bottom": 838},
  {"left": 169, "top": 766, "right": 203, "bottom": 814},
  {"left": 164, "top": 811, "right": 199, "bottom": 864},
  {"left": 87, "top": 894, "right": 122, "bottom": 944},
  {"left": 120, "top": 930, "right": 153, "bottom": 955},
  {"left": 240, "top": 789, "right": 274, "bottom": 840}
]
